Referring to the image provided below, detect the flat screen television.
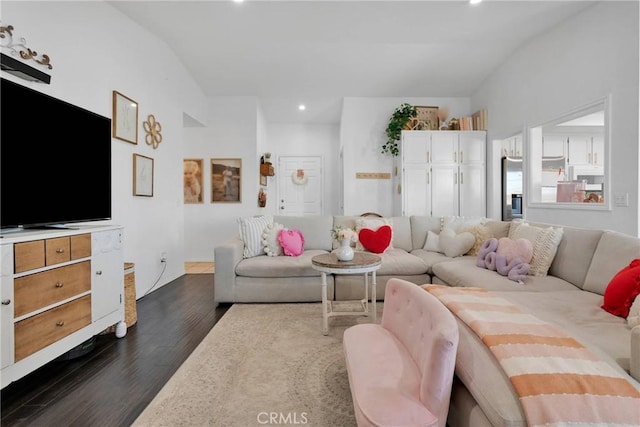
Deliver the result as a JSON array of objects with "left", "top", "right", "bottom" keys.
[{"left": 1, "top": 77, "right": 112, "bottom": 231}]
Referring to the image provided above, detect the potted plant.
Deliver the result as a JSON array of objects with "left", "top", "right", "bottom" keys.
[{"left": 382, "top": 103, "right": 417, "bottom": 156}]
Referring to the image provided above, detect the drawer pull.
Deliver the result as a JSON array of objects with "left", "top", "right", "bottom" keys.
[
  {"left": 56, "top": 248, "right": 65, "bottom": 254},
  {"left": 1, "top": 299, "right": 10, "bottom": 305},
  {"left": 96, "top": 270, "right": 103, "bottom": 276},
  {"left": 56, "top": 321, "right": 65, "bottom": 327},
  {"left": 55, "top": 282, "right": 64, "bottom": 288}
]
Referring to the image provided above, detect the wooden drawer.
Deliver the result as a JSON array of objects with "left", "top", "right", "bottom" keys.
[
  {"left": 14, "top": 295, "right": 91, "bottom": 362},
  {"left": 70, "top": 234, "right": 91, "bottom": 260},
  {"left": 46, "top": 237, "right": 71, "bottom": 266},
  {"left": 14, "top": 240, "right": 45, "bottom": 273},
  {"left": 14, "top": 261, "right": 91, "bottom": 318}
]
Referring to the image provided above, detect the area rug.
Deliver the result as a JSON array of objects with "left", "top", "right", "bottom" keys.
[{"left": 133, "top": 302, "right": 382, "bottom": 427}]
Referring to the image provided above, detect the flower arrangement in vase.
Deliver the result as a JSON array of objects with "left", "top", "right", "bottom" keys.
[{"left": 330, "top": 226, "right": 358, "bottom": 261}]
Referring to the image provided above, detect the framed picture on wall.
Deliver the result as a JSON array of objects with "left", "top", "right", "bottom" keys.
[
  {"left": 133, "top": 154, "right": 154, "bottom": 197},
  {"left": 112, "top": 90, "right": 139, "bottom": 144},
  {"left": 211, "top": 158, "right": 241, "bottom": 203},
  {"left": 184, "top": 158, "right": 204, "bottom": 204}
]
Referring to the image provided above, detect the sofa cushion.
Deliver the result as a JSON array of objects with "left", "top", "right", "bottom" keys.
[
  {"left": 432, "top": 256, "right": 580, "bottom": 292},
  {"left": 548, "top": 225, "right": 603, "bottom": 289},
  {"left": 358, "top": 225, "right": 392, "bottom": 254},
  {"left": 583, "top": 230, "right": 640, "bottom": 296},
  {"left": 459, "top": 223, "right": 493, "bottom": 256},
  {"left": 278, "top": 228, "right": 305, "bottom": 256},
  {"left": 423, "top": 230, "right": 442, "bottom": 253},
  {"left": 484, "top": 220, "right": 511, "bottom": 239},
  {"left": 262, "top": 222, "right": 284, "bottom": 257},
  {"left": 410, "top": 216, "right": 443, "bottom": 251},
  {"left": 275, "top": 215, "right": 333, "bottom": 251},
  {"left": 602, "top": 259, "right": 640, "bottom": 317},
  {"left": 439, "top": 228, "right": 475, "bottom": 258},
  {"left": 235, "top": 249, "right": 328, "bottom": 278},
  {"left": 355, "top": 217, "right": 393, "bottom": 252},
  {"left": 375, "top": 248, "right": 429, "bottom": 276},
  {"left": 238, "top": 215, "right": 273, "bottom": 258},
  {"left": 389, "top": 216, "right": 413, "bottom": 252},
  {"left": 509, "top": 221, "right": 563, "bottom": 276},
  {"left": 410, "top": 249, "right": 456, "bottom": 274}
]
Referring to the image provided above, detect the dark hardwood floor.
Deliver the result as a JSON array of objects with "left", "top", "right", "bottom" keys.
[{"left": 1, "top": 273, "right": 231, "bottom": 427}]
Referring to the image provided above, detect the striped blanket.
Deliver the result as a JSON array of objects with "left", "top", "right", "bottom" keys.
[{"left": 423, "top": 285, "right": 640, "bottom": 427}]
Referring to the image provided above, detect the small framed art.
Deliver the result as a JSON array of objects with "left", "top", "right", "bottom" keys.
[
  {"left": 113, "top": 90, "right": 139, "bottom": 144},
  {"left": 211, "top": 158, "right": 241, "bottom": 203},
  {"left": 415, "top": 106, "right": 439, "bottom": 130},
  {"left": 184, "top": 158, "right": 204, "bottom": 204},
  {"left": 133, "top": 154, "right": 154, "bottom": 197}
]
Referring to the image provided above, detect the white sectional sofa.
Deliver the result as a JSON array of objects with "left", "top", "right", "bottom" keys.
[{"left": 213, "top": 214, "right": 640, "bottom": 427}]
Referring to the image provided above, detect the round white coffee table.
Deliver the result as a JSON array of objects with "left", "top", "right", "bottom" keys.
[{"left": 311, "top": 252, "right": 382, "bottom": 335}]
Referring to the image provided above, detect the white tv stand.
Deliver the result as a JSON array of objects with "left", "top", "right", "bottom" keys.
[{"left": 0, "top": 225, "right": 124, "bottom": 389}]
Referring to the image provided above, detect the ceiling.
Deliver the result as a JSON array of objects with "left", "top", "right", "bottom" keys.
[{"left": 109, "top": 0, "right": 596, "bottom": 124}]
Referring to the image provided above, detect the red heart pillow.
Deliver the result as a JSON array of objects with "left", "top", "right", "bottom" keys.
[
  {"left": 602, "top": 259, "right": 640, "bottom": 317},
  {"left": 358, "top": 225, "right": 392, "bottom": 254}
]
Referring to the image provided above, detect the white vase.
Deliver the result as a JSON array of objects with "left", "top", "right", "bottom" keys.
[{"left": 335, "top": 239, "right": 354, "bottom": 262}]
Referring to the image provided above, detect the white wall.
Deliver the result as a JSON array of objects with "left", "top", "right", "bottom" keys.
[
  {"left": 183, "top": 97, "right": 260, "bottom": 261},
  {"left": 2, "top": 1, "right": 207, "bottom": 298},
  {"left": 472, "top": 1, "right": 639, "bottom": 235},
  {"left": 340, "top": 97, "right": 472, "bottom": 216}
]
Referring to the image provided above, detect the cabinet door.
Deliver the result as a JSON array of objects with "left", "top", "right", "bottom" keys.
[
  {"left": 401, "top": 131, "right": 429, "bottom": 164},
  {"left": 430, "top": 132, "right": 457, "bottom": 164},
  {"left": 591, "top": 135, "right": 604, "bottom": 165},
  {"left": 567, "top": 136, "right": 591, "bottom": 165},
  {"left": 459, "top": 132, "right": 485, "bottom": 164},
  {"left": 543, "top": 135, "right": 566, "bottom": 158},
  {"left": 91, "top": 230, "right": 124, "bottom": 322},
  {"left": 459, "top": 164, "right": 486, "bottom": 217},
  {"left": 431, "top": 165, "right": 458, "bottom": 217},
  {"left": 402, "top": 166, "right": 431, "bottom": 216}
]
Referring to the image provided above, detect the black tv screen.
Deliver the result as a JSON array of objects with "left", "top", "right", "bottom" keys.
[{"left": 1, "top": 78, "right": 112, "bottom": 230}]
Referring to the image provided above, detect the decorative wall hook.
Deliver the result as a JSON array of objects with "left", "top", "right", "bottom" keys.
[{"left": 0, "top": 24, "right": 52, "bottom": 70}]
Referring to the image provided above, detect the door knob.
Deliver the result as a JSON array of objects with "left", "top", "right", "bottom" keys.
[{"left": 280, "top": 206, "right": 285, "bottom": 210}]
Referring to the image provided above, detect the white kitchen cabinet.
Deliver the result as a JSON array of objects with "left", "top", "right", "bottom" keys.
[
  {"left": 542, "top": 135, "right": 566, "bottom": 158},
  {"left": 502, "top": 134, "right": 523, "bottom": 157},
  {"left": 398, "top": 130, "right": 486, "bottom": 217},
  {"left": 567, "top": 134, "right": 604, "bottom": 166}
]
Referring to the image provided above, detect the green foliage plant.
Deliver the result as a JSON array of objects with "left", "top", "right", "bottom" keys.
[{"left": 382, "top": 103, "right": 417, "bottom": 156}]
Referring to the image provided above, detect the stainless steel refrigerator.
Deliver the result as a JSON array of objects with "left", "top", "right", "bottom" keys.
[{"left": 502, "top": 156, "right": 523, "bottom": 220}]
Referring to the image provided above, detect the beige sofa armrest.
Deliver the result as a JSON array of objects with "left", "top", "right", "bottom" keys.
[
  {"left": 632, "top": 325, "right": 640, "bottom": 382},
  {"left": 213, "top": 238, "right": 244, "bottom": 303}
]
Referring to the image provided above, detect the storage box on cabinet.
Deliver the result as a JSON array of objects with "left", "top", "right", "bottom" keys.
[
  {"left": 14, "top": 261, "right": 91, "bottom": 318},
  {"left": 14, "top": 295, "right": 91, "bottom": 361}
]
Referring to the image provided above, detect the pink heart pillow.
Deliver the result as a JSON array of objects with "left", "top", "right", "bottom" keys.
[
  {"left": 278, "top": 229, "right": 305, "bottom": 256},
  {"left": 358, "top": 225, "right": 392, "bottom": 254},
  {"left": 496, "top": 237, "right": 533, "bottom": 264}
]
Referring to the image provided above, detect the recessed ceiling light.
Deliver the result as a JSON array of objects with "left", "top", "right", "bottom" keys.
[
  {"left": 298, "top": 104, "right": 306, "bottom": 111},
  {"left": 470, "top": 0, "right": 482, "bottom": 4},
  {"left": 233, "top": 0, "right": 244, "bottom": 3}
]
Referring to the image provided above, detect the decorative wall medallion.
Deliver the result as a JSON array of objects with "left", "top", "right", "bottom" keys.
[
  {"left": 143, "top": 114, "right": 162, "bottom": 149},
  {"left": 291, "top": 169, "right": 308, "bottom": 185},
  {"left": 0, "top": 24, "right": 52, "bottom": 69}
]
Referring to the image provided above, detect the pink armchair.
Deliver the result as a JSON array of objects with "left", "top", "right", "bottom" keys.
[{"left": 343, "top": 278, "right": 459, "bottom": 427}]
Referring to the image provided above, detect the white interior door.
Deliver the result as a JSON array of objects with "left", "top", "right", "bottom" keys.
[{"left": 277, "top": 156, "right": 323, "bottom": 216}]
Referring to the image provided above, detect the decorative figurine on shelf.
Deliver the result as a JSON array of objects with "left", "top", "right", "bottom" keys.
[
  {"left": 264, "top": 152, "right": 272, "bottom": 164},
  {"left": 438, "top": 107, "right": 449, "bottom": 130},
  {"left": 448, "top": 117, "right": 460, "bottom": 130},
  {"left": 258, "top": 188, "right": 267, "bottom": 207}
]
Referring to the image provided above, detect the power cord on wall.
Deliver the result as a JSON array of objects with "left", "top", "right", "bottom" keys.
[{"left": 142, "top": 259, "right": 167, "bottom": 298}]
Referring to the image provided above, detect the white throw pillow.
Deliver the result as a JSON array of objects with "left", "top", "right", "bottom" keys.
[
  {"left": 439, "top": 228, "right": 475, "bottom": 258},
  {"left": 262, "top": 222, "right": 284, "bottom": 257},
  {"left": 627, "top": 294, "right": 640, "bottom": 328},
  {"left": 509, "top": 221, "right": 563, "bottom": 276},
  {"left": 355, "top": 217, "right": 393, "bottom": 252},
  {"left": 423, "top": 230, "right": 442, "bottom": 253},
  {"left": 238, "top": 215, "right": 273, "bottom": 258}
]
